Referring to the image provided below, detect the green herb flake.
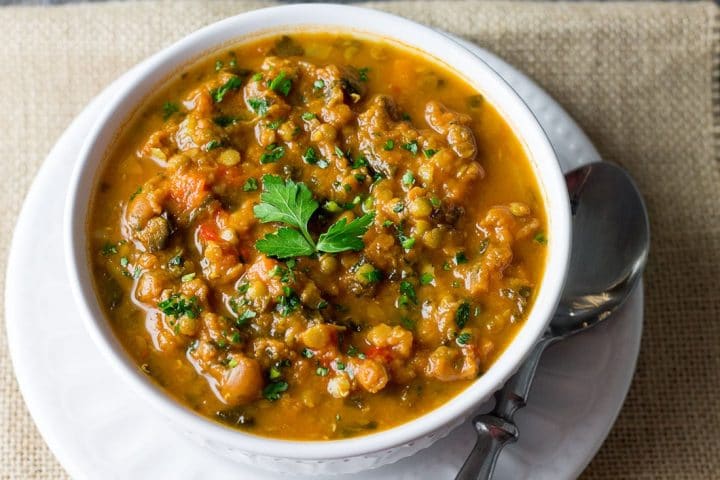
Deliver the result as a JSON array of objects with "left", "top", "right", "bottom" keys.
[
  {"left": 301, "top": 112, "right": 316, "bottom": 121},
  {"left": 455, "top": 251, "right": 468, "bottom": 265},
  {"left": 260, "top": 144, "right": 285, "bottom": 164},
  {"left": 316, "top": 366, "right": 329, "bottom": 377},
  {"left": 301, "top": 348, "right": 314, "bottom": 359},
  {"left": 243, "top": 177, "right": 258, "bottom": 192},
  {"left": 213, "top": 115, "right": 239, "bottom": 127},
  {"left": 181, "top": 272, "right": 196, "bottom": 283},
  {"left": 313, "top": 79, "right": 325, "bottom": 89},
  {"left": 335, "top": 360, "right": 346, "bottom": 370},
  {"left": 214, "top": 59, "right": 224, "bottom": 72},
  {"left": 358, "top": 67, "right": 370, "bottom": 82},
  {"left": 262, "top": 381, "right": 288, "bottom": 401},
  {"left": 383, "top": 139, "right": 395, "bottom": 151},
  {"left": 430, "top": 196, "right": 441, "bottom": 208},
  {"left": 302, "top": 146, "right": 318, "bottom": 165},
  {"left": 534, "top": 232, "right": 547, "bottom": 245},
  {"left": 269, "top": 71, "right": 293, "bottom": 96},
  {"left": 101, "top": 242, "right": 118, "bottom": 256},
  {"left": 401, "top": 317, "right": 416, "bottom": 330},
  {"left": 247, "top": 97, "right": 270, "bottom": 116},
  {"left": 211, "top": 76, "right": 243, "bottom": 103},
  {"left": 227, "top": 357, "right": 239, "bottom": 368},
  {"left": 236, "top": 310, "right": 257, "bottom": 326},
  {"left": 401, "top": 236, "right": 416, "bottom": 250},
  {"left": 402, "top": 171, "right": 415, "bottom": 186},
  {"left": 423, "top": 149, "right": 438, "bottom": 158},
  {"left": 158, "top": 294, "right": 200, "bottom": 319},
  {"left": 402, "top": 141, "right": 419, "bottom": 155},
  {"left": 455, "top": 302, "right": 471, "bottom": 329},
  {"left": 392, "top": 202, "right": 405, "bottom": 213},
  {"left": 120, "top": 257, "right": 129, "bottom": 268},
  {"left": 334, "top": 146, "right": 345, "bottom": 158},
  {"left": 420, "top": 272, "right": 434, "bottom": 285},
  {"left": 252, "top": 72, "right": 263, "bottom": 81},
  {"left": 269, "top": 365, "right": 282, "bottom": 380},
  {"left": 205, "top": 139, "right": 222, "bottom": 151},
  {"left": 129, "top": 187, "right": 142, "bottom": 201},
  {"left": 456, "top": 332, "right": 472, "bottom": 345},
  {"left": 162, "top": 101, "right": 180, "bottom": 121},
  {"left": 398, "top": 280, "right": 417, "bottom": 306}
]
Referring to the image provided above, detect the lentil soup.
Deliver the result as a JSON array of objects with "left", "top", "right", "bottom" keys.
[{"left": 88, "top": 32, "right": 548, "bottom": 440}]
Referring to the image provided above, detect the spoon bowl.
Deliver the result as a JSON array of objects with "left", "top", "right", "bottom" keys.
[{"left": 456, "top": 161, "right": 650, "bottom": 480}]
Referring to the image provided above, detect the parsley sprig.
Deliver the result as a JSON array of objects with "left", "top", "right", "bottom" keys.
[{"left": 253, "top": 175, "right": 375, "bottom": 259}]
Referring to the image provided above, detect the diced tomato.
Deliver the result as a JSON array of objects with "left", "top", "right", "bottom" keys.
[
  {"left": 198, "top": 220, "right": 220, "bottom": 243},
  {"left": 247, "top": 255, "right": 280, "bottom": 282},
  {"left": 169, "top": 171, "right": 208, "bottom": 213},
  {"left": 365, "top": 346, "right": 393, "bottom": 363}
]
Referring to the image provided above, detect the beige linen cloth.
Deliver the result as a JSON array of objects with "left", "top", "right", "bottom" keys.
[{"left": 1, "top": 1, "right": 718, "bottom": 478}]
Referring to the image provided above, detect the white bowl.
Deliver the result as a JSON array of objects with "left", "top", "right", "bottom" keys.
[{"left": 64, "top": 4, "right": 571, "bottom": 475}]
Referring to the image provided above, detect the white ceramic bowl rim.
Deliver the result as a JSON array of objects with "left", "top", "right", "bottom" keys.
[{"left": 64, "top": 4, "right": 571, "bottom": 460}]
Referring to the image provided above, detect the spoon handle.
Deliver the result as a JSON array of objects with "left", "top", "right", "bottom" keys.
[{"left": 455, "top": 334, "right": 558, "bottom": 480}]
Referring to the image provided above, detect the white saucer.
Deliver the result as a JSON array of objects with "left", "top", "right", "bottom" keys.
[{"left": 5, "top": 38, "right": 642, "bottom": 480}]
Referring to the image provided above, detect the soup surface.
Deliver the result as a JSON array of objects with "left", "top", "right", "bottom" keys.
[{"left": 89, "top": 33, "right": 547, "bottom": 440}]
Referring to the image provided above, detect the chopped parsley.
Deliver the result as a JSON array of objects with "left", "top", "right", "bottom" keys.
[
  {"left": 301, "top": 348, "right": 314, "bottom": 358},
  {"left": 262, "top": 381, "right": 288, "bottom": 401},
  {"left": 313, "top": 79, "right": 325, "bottom": 89},
  {"left": 383, "top": 139, "right": 395, "bottom": 151},
  {"left": 358, "top": 67, "right": 370, "bottom": 82},
  {"left": 247, "top": 97, "right": 270, "bottom": 116},
  {"left": 401, "top": 171, "right": 415, "bottom": 186},
  {"left": 534, "top": 232, "right": 547, "bottom": 245},
  {"left": 260, "top": 144, "right": 285, "bottom": 164},
  {"left": 157, "top": 294, "right": 200, "bottom": 319},
  {"left": 402, "top": 141, "right": 419, "bottom": 155},
  {"left": 204, "top": 139, "right": 222, "bottom": 151},
  {"left": 211, "top": 76, "right": 243, "bottom": 103},
  {"left": 316, "top": 366, "right": 329, "bottom": 377},
  {"left": 269, "top": 71, "right": 293, "bottom": 96},
  {"left": 101, "top": 242, "right": 118, "bottom": 256},
  {"left": 455, "top": 301, "right": 471, "bottom": 329},
  {"left": 423, "top": 149, "right": 438, "bottom": 158},
  {"left": 243, "top": 177, "right": 258, "bottom": 192},
  {"left": 420, "top": 272, "right": 434, "bottom": 285},
  {"left": 181, "top": 272, "right": 196, "bottom": 283},
  {"left": 456, "top": 332, "right": 472, "bottom": 345},
  {"left": 398, "top": 280, "right": 417, "bottom": 306},
  {"left": 455, "top": 251, "right": 468, "bottom": 264},
  {"left": 213, "top": 115, "right": 239, "bottom": 127},
  {"left": 478, "top": 238, "right": 490, "bottom": 255},
  {"left": 302, "top": 146, "right": 318, "bottom": 164},
  {"left": 161, "top": 101, "right": 180, "bottom": 121},
  {"left": 301, "top": 112, "right": 316, "bottom": 121}
]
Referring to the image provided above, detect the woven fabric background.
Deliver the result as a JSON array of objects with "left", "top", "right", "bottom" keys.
[{"left": 1, "top": 1, "right": 718, "bottom": 478}]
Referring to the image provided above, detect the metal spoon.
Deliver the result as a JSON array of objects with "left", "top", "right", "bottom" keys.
[{"left": 456, "top": 162, "right": 650, "bottom": 480}]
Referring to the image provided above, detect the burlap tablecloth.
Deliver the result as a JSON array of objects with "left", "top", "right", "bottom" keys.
[{"left": 1, "top": 1, "right": 718, "bottom": 478}]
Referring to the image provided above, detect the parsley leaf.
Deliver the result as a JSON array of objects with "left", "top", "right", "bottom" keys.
[
  {"left": 211, "top": 76, "right": 243, "bottom": 103},
  {"left": 455, "top": 302, "right": 471, "bottom": 328},
  {"left": 247, "top": 97, "right": 270, "bottom": 116},
  {"left": 260, "top": 144, "right": 285, "bottom": 164},
  {"left": 158, "top": 294, "right": 200, "bottom": 319},
  {"left": 253, "top": 175, "right": 318, "bottom": 245},
  {"left": 402, "top": 141, "right": 419, "bottom": 155},
  {"left": 162, "top": 102, "right": 180, "bottom": 121},
  {"left": 255, "top": 227, "right": 315, "bottom": 259},
  {"left": 243, "top": 177, "right": 258, "bottom": 192},
  {"left": 253, "top": 176, "right": 374, "bottom": 258},
  {"left": 316, "top": 213, "right": 375, "bottom": 253},
  {"left": 262, "top": 381, "right": 288, "bottom": 401},
  {"left": 269, "top": 71, "right": 293, "bottom": 96}
]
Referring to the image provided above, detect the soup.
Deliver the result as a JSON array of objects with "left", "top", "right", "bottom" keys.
[{"left": 88, "top": 32, "right": 547, "bottom": 440}]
